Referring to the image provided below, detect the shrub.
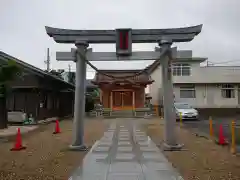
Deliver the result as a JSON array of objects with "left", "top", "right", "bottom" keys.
[{"left": 85, "top": 96, "right": 94, "bottom": 112}]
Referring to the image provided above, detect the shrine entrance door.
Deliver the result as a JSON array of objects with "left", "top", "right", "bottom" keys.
[{"left": 112, "top": 90, "right": 133, "bottom": 110}]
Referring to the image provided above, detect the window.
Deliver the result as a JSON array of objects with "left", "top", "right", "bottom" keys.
[
  {"left": 172, "top": 63, "right": 191, "bottom": 76},
  {"left": 221, "top": 84, "right": 235, "bottom": 98},
  {"left": 180, "top": 84, "right": 196, "bottom": 98},
  {"left": 174, "top": 103, "right": 192, "bottom": 109}
]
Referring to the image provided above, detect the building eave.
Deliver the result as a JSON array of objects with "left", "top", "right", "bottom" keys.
[
  {"left": 174, "top": 57, "right": 207, "bottom": 63},
  {"left": 0, "top": 51, "right": 75, "bottom": 89}
]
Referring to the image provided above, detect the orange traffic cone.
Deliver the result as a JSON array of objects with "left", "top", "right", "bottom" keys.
[
  {"left": 217, "top": 124, "right": 227, "bottom": 145},
  {"left": 10, "top": 128, "right": 26, "bottom": 151},
  {"left": 53, "top": 120, "right": 61, "bottom": 134}
]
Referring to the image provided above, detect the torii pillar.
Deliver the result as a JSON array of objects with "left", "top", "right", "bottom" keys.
[
  {"left": 159, "top": 39, "right": 182, "bottom": 150},
  {"left": 70, "top": 41, "right": 88, "bottom": 150}
]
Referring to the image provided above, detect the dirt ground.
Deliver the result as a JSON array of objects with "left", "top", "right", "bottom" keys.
[
  {"left": 0, "top": 118, "right": 107, "bottom": 180},
  {"left": 143, "top": 119, "right": 240, "bottom": 180}
]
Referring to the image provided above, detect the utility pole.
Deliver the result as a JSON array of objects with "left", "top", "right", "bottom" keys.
[
  {"left": 44, "top": 48, "right": 50, "bottom": 72},
  {"left": 68, "top": 64, "right": 71, "bottom": 83}
]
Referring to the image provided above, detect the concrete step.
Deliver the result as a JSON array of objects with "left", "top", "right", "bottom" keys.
[
  {"left": 102, "top": 110, "right": 157, "bottom": 118},
  {"left": 87, "top": 110, "right": 158, "bottom": 118},
  {"left": 111, "top": 111, "right": 134, "bottom": 117}
]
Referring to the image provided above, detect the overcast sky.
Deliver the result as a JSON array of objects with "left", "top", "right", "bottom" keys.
[{"left": 1, "top": 0, "right": 240, "bottom": 79}]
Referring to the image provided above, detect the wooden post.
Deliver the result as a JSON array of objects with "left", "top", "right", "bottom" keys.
[
  {"left": 110, "top": 91, "right": 113, "bottom": 110},
  {"left": 160, "top": 107, "right": 163, "bottom": 118},
  {"left": 121, "top": 92, "right": 124, "bottom": 109},
  {"left": 132, "top": 91, "right": 135, "bottom": 109},
  {"left": 231, "top": 120, "right": 236, "bottom": 154},
  {"left": 209, "top": 116, "right": 213, "bottom": 138},
  {"left": 179, "top": 112, "right": 183, "bottom": 127},
  {"left": 155, "top": 105, "right": 159, "bottom": 116},
  {"left": 100, "top": 89, "right": 103, "bottom": 103}
]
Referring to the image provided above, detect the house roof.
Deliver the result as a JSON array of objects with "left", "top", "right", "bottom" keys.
[
  {"left": 0, "top": 51, "right": 75, "bottom": 89},
  {"left": 145, "top": 50, "right": 207, "bottom": 74},
  {"left": 61, "top": 71, "right": 97, "bottom": 88}
]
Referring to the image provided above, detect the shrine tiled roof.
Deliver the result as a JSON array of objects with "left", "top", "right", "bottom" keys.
[{"left": 92, "top": 70, "right": 153, "bottom": 85}]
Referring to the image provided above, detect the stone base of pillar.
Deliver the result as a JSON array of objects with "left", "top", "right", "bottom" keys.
[
  {"left": 162, "top": 142, "right": 184, "bottom": 151},
  {"left": 69, "top": 144, "right": 88, "bottom": 151}
]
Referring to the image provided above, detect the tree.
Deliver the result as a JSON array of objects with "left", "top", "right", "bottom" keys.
[
  {"left": 85, "top": 95, "right": 95, "bottom": 112},
  {"left": 91, "top": 89, "right": 100, "bottom": 98},
  {"left": 0, "top": 60, "right": 21, "bottom": 129},
  {"left": 48, "top": 69, "right": 64, "bottom": 79},
  {"left": 85, "top": 89, "right": 100, "bottom": 113}
]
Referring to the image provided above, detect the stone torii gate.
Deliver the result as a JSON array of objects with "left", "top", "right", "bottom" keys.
[{"left": 45, "top": 25, "right": 202, "bottom": 151}]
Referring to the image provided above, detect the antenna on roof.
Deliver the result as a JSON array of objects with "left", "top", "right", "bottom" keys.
[{"left": 44, "top": 48, "right": 50, "bottom": 72}]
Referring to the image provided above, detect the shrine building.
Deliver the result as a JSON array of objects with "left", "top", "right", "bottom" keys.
[{"left": 92, "top": 70, "right": 154, "bottom": 110}]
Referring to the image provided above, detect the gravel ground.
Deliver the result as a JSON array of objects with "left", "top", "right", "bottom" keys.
[
  {"left": 0, "top": 118, "right": 106, "bottom": 180},
  {"left": 143, "top": 119, "right": 240, "bottom": 180}
]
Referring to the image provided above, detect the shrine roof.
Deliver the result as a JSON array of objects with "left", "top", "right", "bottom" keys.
[{"left": 92, "top": 70, "right": 153, "bottom": 85}]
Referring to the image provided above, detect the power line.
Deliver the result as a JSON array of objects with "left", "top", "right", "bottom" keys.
[{"left": 208, "top": 59, "right": 240, "bottom": 65}]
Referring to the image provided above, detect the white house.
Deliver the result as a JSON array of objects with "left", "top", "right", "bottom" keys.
[{"left": 148, "top": 50, "right": 240, "bottom": 108}]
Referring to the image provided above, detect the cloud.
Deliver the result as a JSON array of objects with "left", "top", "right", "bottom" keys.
[{"left": 0, "top": 0, "right": 239, "bottom": 78}]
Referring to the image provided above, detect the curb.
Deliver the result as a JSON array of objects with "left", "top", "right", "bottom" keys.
[
  {"left": 0, "top": 116, "right": 73, "bottom": 142},
  {"left": 38, "top": 117, "right": 58, "bottom": 125},
  {"left": 0, "top": 125, "right": 39, "bottom": 142}
]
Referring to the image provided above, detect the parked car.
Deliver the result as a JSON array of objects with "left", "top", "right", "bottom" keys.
[{"left": 174, "top": 102, "right": 199, "bottom": 120}]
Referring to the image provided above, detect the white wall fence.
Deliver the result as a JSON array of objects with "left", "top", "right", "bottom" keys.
[{"left": 174, "top": 84, "right": 240, "bottom": 108}]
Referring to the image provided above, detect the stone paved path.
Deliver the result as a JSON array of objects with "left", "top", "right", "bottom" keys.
[{"left": 69, "top": 121, "right": 183, "bottom": 180}]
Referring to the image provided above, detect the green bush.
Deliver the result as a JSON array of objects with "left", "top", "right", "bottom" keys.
[{"left": 85, "top": 96, "right": 94, "bottom": 112}]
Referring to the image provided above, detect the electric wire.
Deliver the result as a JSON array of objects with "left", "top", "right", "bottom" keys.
[{"left": 208, "top": 59, "right": 240, "bottom": 65}]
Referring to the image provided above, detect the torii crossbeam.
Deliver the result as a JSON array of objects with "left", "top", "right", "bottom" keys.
[{"left": 46, "top": 25, "right": 202, "bottom": 44}]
